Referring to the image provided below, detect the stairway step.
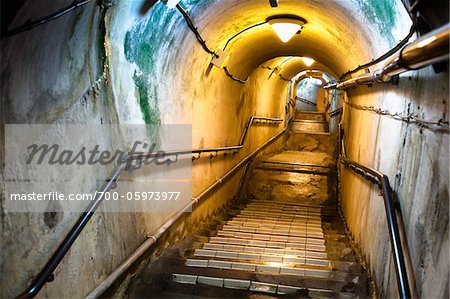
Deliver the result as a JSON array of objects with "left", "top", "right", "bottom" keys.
[
  {"left": 193, "top": 248, "right": 330, "bottom": 267},
  {"left": 217, "top": 229, "right": 324, "bottom": 241},
  {"left": 227, "top": 218, "right": 323, "bottom": 229},
  {"left": 248, "top": 199, "right": 326, "bottom": 207},
  {"left": 240, "top": 208, "right": 329, "bottom": 219},
  {"left": 245, "top": 200, "right": 338, "bottom": 213},
  {"left": 171, "top": 274, "right": 335, "bottom": 297},
  {"left": 242, "top": 206, "right": 324, "bottom": 216},
  {"left": 169, "top": 269, "right": 367, "bottom": 299},
  {"left": 242, "top": 204, "right": 339, "bottom": 217},
  {"left": 232, "top": 212, "right": 323, "bottom": 222},
  {"left": 221, "top": 224, "right": 323, "bottom": 237},
  {"left": 185, "top": 258, "right": 331, "bottom": 278},
  {"left": 242, "top": 203, "right": 325, "bottom": 215},
  {"left": 287, "top": 131, "right": 337, "bottom": 154},
  {"left": 262, "top": 150, "right": 334, "bottom": 168},
  {"left": 184, "top": 256, "right": 365, "bottom": 280},
  {"left": 239, "top": 210, "right": 323, "bottom": 221},
  {"left": 231, "top": 211, "right": 339, "bottom": 224},
  {"left": 202, "top": 243, "right": 327, "bottom": 259},
  {"left": 255, "top": 162, "right": 332, "bottom": 175},
  {"left": 209, "top": 236, "right": 326, "bottom": 252},
  {"left": 292, "top": 120, "right": 328, "bottom": 133},
  {"left": 295, "top": 111, "right": 326, "bottom": 120},
  {"left": 191, "top": 249, "right": 364, "bottom": 276},
  {"left": 241, "top": 205, "right": 322, "bottom": 214}
]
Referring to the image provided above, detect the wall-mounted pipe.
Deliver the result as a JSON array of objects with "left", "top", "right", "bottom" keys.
[{"left": 326, "top": 23, "right": 449, "bottom": 90}]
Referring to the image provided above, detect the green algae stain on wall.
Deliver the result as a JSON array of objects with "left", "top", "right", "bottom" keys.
[
  {"left": 123, "top": 0, "right": 211, "bottom": 125},
  {"left": 123, "top": 3, "right": 170, "bottom": 125},
  {"left": 356, "top": 0, "right": 397, "bottom": 45},
  {"left": 133, "top": 73, "right": 160, "bottom": 125}
]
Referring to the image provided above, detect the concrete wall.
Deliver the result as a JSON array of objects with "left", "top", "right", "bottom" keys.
[
  {"left": 295, "top": 78, "right": 321, "bottom": 111},
  {"left": 0, "top": 1, "right": 290, "bottom": 298},
  {"left": 340, "top": 68, "right": 449, "bottom": 298}
]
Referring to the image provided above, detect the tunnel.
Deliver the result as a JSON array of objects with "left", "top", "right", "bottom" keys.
[{"left": 0, "top": 0, "right": 449, "bottom": 298}]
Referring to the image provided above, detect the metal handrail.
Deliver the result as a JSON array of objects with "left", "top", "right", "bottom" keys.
[
  {"left": 2, "top": 0, "right": 94, "bottom": 38},
  {"left": 296, "top": 96, "right": 317, "bottom": 106},
  {"left": 338, "top": 124, "right": 412, "bottom": 299},
  {"left": 16, "top": 115, "right": 284, "bottom": 298},
  {"left": 328, "top": 107, "right": 343, "bottom": 118}
]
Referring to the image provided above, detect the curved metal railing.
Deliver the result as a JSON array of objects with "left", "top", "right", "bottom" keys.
[{"left": 338, "top": 124, "right": 412, "bottom": 299}]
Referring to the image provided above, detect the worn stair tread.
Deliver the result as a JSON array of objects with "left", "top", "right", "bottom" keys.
[
  {"left": 168, "top": 265, "right": 368, "bottom": 290},
  {"left": 243, "top": 200, "right": 339, "bottom": 213},
  {"left": 220, "top": 226, "right": 324, "bottom": 237},
  {"left": 167, "top": 280, "right": 365, "bottom": 299},
  {"left": 208, "top": 236, "right": 327, "bottom": 252},
  {"left": 192, "top": 248, "right": 363, "bottom": 272},
  {"left": 242, "top": 203, "right": 327, "bottom": 215},
  {"left": 202, "top": 242, "right": 359, "bottom": 264},
  {"left": 292, "top": 121, "right": 328, "bottom": 133},
  {"left": 190, "top": 250, "right": 332, "bottom": 268},
  {"left": 289, "top": 131, "right": 331, "bottom": 136},
  {"left": 295, "top": 111, "right": 327, "bottom": 121},
  {"left": 184, "top": 257, "right": 366, "bottom": 281},
  {"left": 292, "top": 119, "right": 328, "bottom": 124},
  {"left": 286, "top": 131, "right": 337, "bottom": 155},
  {"left": 230, "top": 214, "right": 338, "bottom": 225},
  {"left": 202, "top": 243, "right": 327, "bottom": 258},
  {"left": 234, "top": 211, "right": 323, "bottom": 222},
  {"left": 226, "top": 218, "right": 323, "bottom": 229},
  {"left": 171, "top": 274, "right": 335, "bottom": 297},
  {"left": 262, "top": 151, "right": 334, "bottom": 167},
  {"left": 216, "top": 229, "right": 325, "bottom": 242}
]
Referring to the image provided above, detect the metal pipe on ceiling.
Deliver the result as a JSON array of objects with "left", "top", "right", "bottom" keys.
[{"left": 325, "top": 23, "right": 450, "bottom": 90}]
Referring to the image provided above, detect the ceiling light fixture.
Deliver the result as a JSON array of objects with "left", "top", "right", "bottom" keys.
[
  {"left": 301, "top": 57, "right": 315, "bottom": 66},
  {"left": 269, "top": 0, "right": 279, "bottom": 7},
  {"left": 267, "top": 15, "right": 306, "bottom": 43}
]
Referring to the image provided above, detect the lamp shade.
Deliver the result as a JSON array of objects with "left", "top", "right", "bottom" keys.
[{"left": 268, "top": 17, "right": 305, "bottom": 43}]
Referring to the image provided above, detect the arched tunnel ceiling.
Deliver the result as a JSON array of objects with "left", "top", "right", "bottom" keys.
[
  {"left": 261, "top": 56, "right": 338, "bottom": 80},
  {"left": 180, "top": 0, "right": 412, "bottom": 79}
]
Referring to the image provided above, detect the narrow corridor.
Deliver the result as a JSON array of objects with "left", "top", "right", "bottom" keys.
[
  {"left": 1, "top": 0, "right": 448, "bottom": 298},
  {"left": 125, "top": 111, "right": 370, "bottom": 298}
]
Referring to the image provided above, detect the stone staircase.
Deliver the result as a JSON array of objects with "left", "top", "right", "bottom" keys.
[
  {"left": 291, "top": 111, "right": 329, "bottom": 133},
  {"left": 126, "top": 111, "right": 370, "bottom": 298}
]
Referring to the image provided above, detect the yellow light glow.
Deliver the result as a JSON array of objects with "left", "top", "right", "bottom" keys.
[
  {"left": 417, "top": 35, "right": 437, "bottom": 48},
  {"left": 301, "top": 57, "right": 315, "bottom": 66},
  {"left": 268, "top": 18, "right": 304, "bottom": 43}
]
